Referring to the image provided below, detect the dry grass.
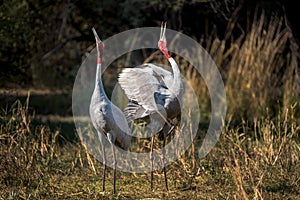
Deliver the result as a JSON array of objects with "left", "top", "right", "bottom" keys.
[
  {"left": 218, "top": 107, "right": 300, "bottom": 199},
  {"left": 0, "top": 97, "right": 299, "bottom": 199},
  {"left": 183, "top": 12, "right": 299, "bottom": 120}
]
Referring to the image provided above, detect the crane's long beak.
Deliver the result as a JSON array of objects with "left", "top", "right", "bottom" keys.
[
  {"left": 92, "top": 27, "right": 103, "bottom": 64},
  {"left": 92, "top": 27, "right": 102, "bottom": 43},
  {"left": 159, "top": 22, "right": 167, "bottom": 42}
]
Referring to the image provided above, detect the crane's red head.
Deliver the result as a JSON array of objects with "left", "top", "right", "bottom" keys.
[
  {"left": 92, "top": 27, "right": 104, "bottom": 64},
  {"left": 158, "top": 22, "right": 170, "bottom": 59}
]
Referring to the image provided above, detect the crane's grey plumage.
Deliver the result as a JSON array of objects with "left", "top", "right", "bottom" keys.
[
  {"left": 118, "top": 22, "right": 183, "bottom": 190},
  {"left": 89, "top": 28, "right": 131, "bottom": 194}
]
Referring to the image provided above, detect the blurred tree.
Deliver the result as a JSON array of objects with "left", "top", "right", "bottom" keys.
[{"left": 0, "top": 0, "right": 33, "bottom": 87}]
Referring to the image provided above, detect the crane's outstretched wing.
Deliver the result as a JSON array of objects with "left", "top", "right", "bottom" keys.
[
  {"left": 118, "top": 65, "right": 171, "bottom": 121},
  {"left": 118, "top": 67, "right": 161, "bottom": 109}
]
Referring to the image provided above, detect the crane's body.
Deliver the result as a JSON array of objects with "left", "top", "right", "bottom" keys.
[
  {"left": 90, "top": 87, "right": 131, "bottom": 150},
  {"left": 120, "top": 61, "right": 183, "bottom": 123},
  {"left": 118, "top": 23, "right": 183, "bottom": 190},
  {"left": 89, "top": 28, "right": 131, "bottom": 194}
]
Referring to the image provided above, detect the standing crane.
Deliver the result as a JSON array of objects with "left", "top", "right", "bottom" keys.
[
  {"left": 118, "top": 22, "right": 183, "bottom": 190},
  {"left": 89, "top": 28, "right": 132, "bottom": 194}
]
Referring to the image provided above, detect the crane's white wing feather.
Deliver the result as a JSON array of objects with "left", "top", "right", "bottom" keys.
[
  {"left": 118, "top": 64, "right": 174, "bottom": 122},
  {"left": 118, "top": 67, "right": 163, "bottom": 112}
]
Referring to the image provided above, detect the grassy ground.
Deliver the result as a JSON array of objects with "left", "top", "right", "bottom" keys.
[{"left": 0, "top": 99, "right": 299, "bottom": 199}]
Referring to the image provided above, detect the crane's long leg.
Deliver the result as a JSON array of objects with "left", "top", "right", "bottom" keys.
[
  {"left": 107, "top": 133, "right": 117, "bottom": 195},
  {"left": 161, "top": 130, "right": 169, "bottom": 191},
  {"left": 112, "top": 144, "right": 117, "bottom": 195},
  {"left": 150, "top": 136, "right": 155, "bottom": 190},
  {"left": 101, "top": 141, "right": 107, "bottom": 192},
  {"left": 98, "top": 132, "right": 107, "bottom": 192}
]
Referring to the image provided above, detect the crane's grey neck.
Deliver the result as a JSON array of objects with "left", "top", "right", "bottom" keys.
[
  {"left": 169, "top": 57, "right": 182, "bottom": 96},
  {"left": 94, "top": 63, "right": 108, "bottom": 100}
]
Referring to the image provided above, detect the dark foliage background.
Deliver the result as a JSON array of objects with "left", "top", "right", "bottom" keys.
[{"left": 1, "top": 0, "right": 299, "bottom": 89}]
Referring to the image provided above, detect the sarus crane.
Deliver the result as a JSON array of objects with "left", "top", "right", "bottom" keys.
[
  {"left": 89, "top": 28, "right": 132, "bottom": 194},
  {"left": 118, "top": 22, "right": 183, "bottom": 190}
]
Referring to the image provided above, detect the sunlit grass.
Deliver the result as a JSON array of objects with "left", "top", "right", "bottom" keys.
[
  {"left": 0, "top": 96, "right": 299, "bottom": 199},
  {"left": 184, "top": 12, "right": 298, "bottom": 121}
]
